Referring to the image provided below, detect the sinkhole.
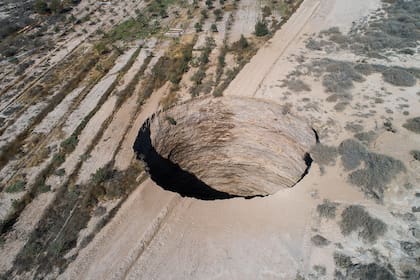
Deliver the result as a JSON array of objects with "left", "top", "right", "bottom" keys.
[{"left": 133, "top": 97, "right": 317, "bottom": 200}]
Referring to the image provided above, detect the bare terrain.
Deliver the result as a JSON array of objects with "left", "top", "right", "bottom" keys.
[{"left": 0, "top": 0, "right": 418, "bottom": 279}]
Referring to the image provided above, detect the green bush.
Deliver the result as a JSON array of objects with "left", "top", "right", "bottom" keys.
[
  {"left": 213, "top": 9, "right": 223, "bottom": 21},
  {"left": 91, "top": 166, "right": 114, "bottom": 185},
  {"left": 410, "top": 150, "right": 420, "bottom": 161},
  {"left": 382, "top": 68, "right": 416, "bottom": 87},
  {"left": 194, "top": 22, "right": 202, "bottom": 32},
  {"left": 61, "top": 135, "right": 79, "bottom": 154},
  {"left": 191, "top": 68, "right": 206, "bottom": 85},
  {"left": 5, "top": 180, "right": 26, "bottom": 193},
  {"left": 211, "top": 23, "right": 218, "bottom": 32},
  {"left": 255, "top": 21, "right": 269, "bottom": 36}
]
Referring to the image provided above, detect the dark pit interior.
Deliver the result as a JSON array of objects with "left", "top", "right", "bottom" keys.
[{"left": 133, "top": 120, "right": 239, "bottom": 200}]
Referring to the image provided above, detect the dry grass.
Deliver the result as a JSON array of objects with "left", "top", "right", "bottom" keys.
[{"left": 340, "top": 205, "right": 387, "bottom": 243}]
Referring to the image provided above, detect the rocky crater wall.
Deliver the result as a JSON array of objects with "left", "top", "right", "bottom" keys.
[{"left": 134, "top": 96, "right": 317, "bottom": 197}]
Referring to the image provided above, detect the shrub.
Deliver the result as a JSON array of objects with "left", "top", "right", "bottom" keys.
[
  {"left": 5, "top": 180, "right": 26, "bottom": 193},
  {"left": 311, "top": 144, "right": 338, "bottom": 166},
  {"left": 338, "top": 139, "right": 368, "bottom": 170},
  {"left": 334, "top": 252, "right": 352, "bottom": 268},
  {"left": 36, "top": 182, "right": 51, "bottom": 194},
  {"left": 402, "top": 117, "right": 420, "bottom": 134},
  {"left": 166, "top": 116, "right": 177, "bottom": 125},
  {"left": 349, "top": 263, "right": 396, "bottom": 280},
  {"left": 354, "top": 131, "right": 377, "bottom": 145},
  {"left": 191, "top": 68, "right": 206, "bottom": 85},
  {"left": 50, "top": 0, "right": 63, "bottom": 14},
  {"left": 317, "top": 199, "right": 338, "bottom": 219},
  {"left": 306, "top": 38, "right": 323, "bottom": 50},
  {"left": 238, "top": 35, "right": 249, "bottom": 49},
  {"left": 205, "top": 0, "right": 214, "bottom": 9},
  {"left": 55, "top": 168, "right": 66, "bottom": 176},
  {"left": 211, "top": 23, "right": 218, "bottom": 32},
  {"left": 410, "top": 150, "right": 420, "bottom": 161},
  {"left": 322, "top": 60, "right": 364, "bottom": 93},
  {"left": 262, "top": 6, "right": 272, "bottom": 18},
  {"left": 61, "top": 135, "right": 79, "bottom": 154},
  {"left": 311, "top": 234, "right": 330, "bottom": 247},
  {"left": 313, "top": 265, "right": 326, "bottom": 276},
  {"left": 213, "top": 9, "right": 223, "bottom": 21},
  {"left": 354, "top": 63, "right": 374, "bottom": 76},
  {"left": 255, "top": 21, "right": 269, "bottom": 36},
  {"left": 340, "top": 205, "right": 387, "bottom": 243},
  {"left": 382, "top": 68, "right": 416, "bottom": 87},
  {"left": 91, "top": 165, "right": 114, "bottom": 185},
  {"left": 348, "top": 152, "right": 405, "bottom": 199},
  {"left": 283, "top": 79, "right": 311, "bottom": 92},
  {"left": 201, "top": 9, "right": 208, "bottom": 19},
  {"left": 194, "top": 22, "right": 202, "bottom": 32}
]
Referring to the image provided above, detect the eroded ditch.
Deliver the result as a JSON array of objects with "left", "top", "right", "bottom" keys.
[{"left": 134, "top": 96, "right": 317, "bottom": 199}]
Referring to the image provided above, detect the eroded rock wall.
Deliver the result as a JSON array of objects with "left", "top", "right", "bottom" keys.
[{"left": 147, "top": 96, "right": 316, "bottom": 197}]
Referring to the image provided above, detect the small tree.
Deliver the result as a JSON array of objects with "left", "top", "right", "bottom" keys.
[
  {"left": 213, "top": 9, "right": 223, "bottom": 21},
  {"left": 255, "top": 21, "right": 269, "bottom": 36},
  {"left": 211, "top": 23, "right": 218, "bottom": 32},
  {"left": 194, "top": 22, "right": 202, "bottom": 32},
  {"left": 205, "top": 0, "right": 214, "bottom": 9},
  {"left": 238, "top": 34, "right": 249, "bottom": 49},
  {"left": 201, "top": 9, "right": 208, "bottom": 19}
]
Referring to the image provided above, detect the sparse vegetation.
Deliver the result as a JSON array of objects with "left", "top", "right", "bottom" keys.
[
  {"left": 340, "top": 205, "right": 387, "bottom": 243},
  {"left": 354, "top": 131, "right": 377, "bottom": 145},
  {"left": 310, "top": 144, "right": 338, "bottom": 166},
  {"left": 313, "top": 265, "right": 326, "bottom": 276},
  {"left": 166, "top": 116, "right": 177, "bottom": 125},
  {"left": 194, "top": 22, "right": 202, "bottom": 32},
  {"left": 338, "top": 139, "right": 405, "bottom": 200},
  {"left": 238, "top": 35, "right": 249, "bottom": 49},
  {"left": 5, "top": 180, "right": 26, "bottom": 193},
  {"left": 317, "top": 199, "right": 338, "bottom": 219},
  {"left": 60, "top": 134, "right": 79, "bottom": 154},
  {"left": 410, "top": 150, "right": 420, "bottom": 161},
  {"left": 311, "top": 234, "right": 331, "bottom": 247},
  {"left": 283, "top": 79, "right": 311, "bottom": 92},
  {"left": 255, "top": 21, "right": 269, "bottom": 37},
  {"left": 403, "top": 117, "right": 420, "bottom": 134},
  {"left": 381, "top": 68, "right": 416, "bottom": 87},
  {"left": 322, "top": 60, "right": 364, "bottom": 93},
  {"left": 338, "top": 139, "right": 368, "bottom": 170}
]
